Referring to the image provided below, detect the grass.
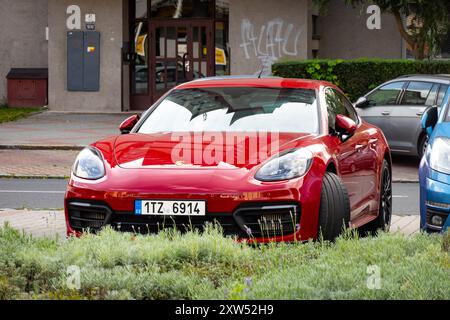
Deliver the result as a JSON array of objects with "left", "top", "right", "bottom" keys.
[
  {"left": 0, "top": 105, "right": 41, "bottom": 123},
  {"left": 0, "top": 224, "right": 448, "bottom": 300}
]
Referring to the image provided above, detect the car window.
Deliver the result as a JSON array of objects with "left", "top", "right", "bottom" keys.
[
  {"left": 138, "top": 87, "right": 320, "bottom": 134},
  {"left": 334, "top": 89, "right": 359, "bottom": 123},
  {"left": 325, "top": 88, "right": 355, "bottom": 131},
  {"left": 366, "top": 81, "right": 405, "bottom": 106},
  {"left": 401, "top": 81, "right": 434, "bottom": 105},
  {"left": 437, "top": 85, "right": 449, "bottom": 106},
  {"left": 424, "top": 84, "right": 439, "bottom": 106}
]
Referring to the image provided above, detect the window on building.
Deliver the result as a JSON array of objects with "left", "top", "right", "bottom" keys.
[
  {"left": 439, "top": 31, "right": 450, "bottom": 59},
  {"left": 312, "top": 15, "right": 320, "bottom": 40},
  {"left": 150, "top": 0, "right": 214, "bottom": 19}
]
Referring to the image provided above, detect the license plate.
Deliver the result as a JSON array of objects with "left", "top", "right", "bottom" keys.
[{"left": 135, "top": 200, "right": 206, "bottom": 216}]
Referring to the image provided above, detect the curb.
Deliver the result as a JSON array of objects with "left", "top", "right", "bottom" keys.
[
  {"left": 392, "top": 179, "right": 419, "bottom": 183},
  {"left": 0, "top": 145, "right": 84, "bottom": 151},
  {"left": 0, "top": 175, "right": 69, "bottom": 180}
]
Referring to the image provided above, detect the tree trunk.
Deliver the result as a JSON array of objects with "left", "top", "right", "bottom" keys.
[{"left": 392, "top": 10, "right": 425, "bottom": 60}]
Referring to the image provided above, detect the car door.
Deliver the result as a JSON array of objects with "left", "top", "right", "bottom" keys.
[
  {"left": 326, "top": 88, "right": 378, "bottom": 219},
  {"left": 356, "top": 81, "right": 406, "bottom": 144},
  {"left": 390, "top": 81, "right": 438, "bottom": 154}
]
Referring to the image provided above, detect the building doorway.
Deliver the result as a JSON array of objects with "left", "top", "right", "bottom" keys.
[{"left": 128, "top": 0, "right": 227, "bottom": 110}]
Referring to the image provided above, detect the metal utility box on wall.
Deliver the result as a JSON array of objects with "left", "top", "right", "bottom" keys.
[
  {"left": 6, "top": 68, "right": 48, "bottom": 107},
  {"left": 67, "top": 31, "right": 100, "bottom": 91}
]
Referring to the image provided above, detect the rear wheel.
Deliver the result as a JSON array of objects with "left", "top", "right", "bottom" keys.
[
  {"left": 361, "top": 159, "right": 392, "bottom": 235},
  {"left": 318, "top": 172, "right": 350, "bottom": 241}
]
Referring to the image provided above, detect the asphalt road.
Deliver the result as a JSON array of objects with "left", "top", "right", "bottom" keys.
[{"left": 0, "top": 178, "right": 420, "bottom": 215}]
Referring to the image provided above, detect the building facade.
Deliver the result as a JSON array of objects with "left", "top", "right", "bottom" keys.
[{"left": 1, "top": 0, "right": 435, "bottom": 112}]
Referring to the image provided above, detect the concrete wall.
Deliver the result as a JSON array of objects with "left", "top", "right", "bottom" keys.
[
  {"left": 318, "top": 0, "right": 404, "bottom": 59},
  {"left": 48, "top": 0, "right": 123, "bottom": 112},
  {"left": 229, "top": 0, "right": 309, "bottom": 76},
  {"left": 0, "top": 0, "right": 48, "bottom": 104}
]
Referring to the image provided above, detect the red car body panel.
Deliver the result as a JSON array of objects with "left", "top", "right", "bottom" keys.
[{"left": 65, "top": 78, "right": 391, "bottom": 242}]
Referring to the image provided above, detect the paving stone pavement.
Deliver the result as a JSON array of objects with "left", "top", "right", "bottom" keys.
[
  {"left": 0, "top": 149, "right": 78, "bottom": 178},
  {"left": 0, "top": 209, "right": 420, "bottom": 239},
  {"left": 0, "top": 112, "right": 130, "bottom": 148},
  {"left": 0, "top": 210, "right": 66, "bottom": 239}
]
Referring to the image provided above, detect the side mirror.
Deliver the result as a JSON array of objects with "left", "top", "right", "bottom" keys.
[
  {"left": 119, "top": 115, "right": 140, "bottom": 134},
  {"left": 335, "top": 114, "right": 357, "bottom": 140},
  {"left": 354, "top": 96, "right": 369, "bottom": 108},
  {"left": 421, "top": 106, "right": 438, "bottom": 137}
]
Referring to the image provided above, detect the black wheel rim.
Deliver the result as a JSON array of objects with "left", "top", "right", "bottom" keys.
[{"left": 381, "top": 167, "right": 392, "bottom": 228}]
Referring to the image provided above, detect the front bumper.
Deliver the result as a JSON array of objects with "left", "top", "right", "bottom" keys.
[
  {"left": 66, "top": 199, "right": 301, "bottom": 241},
  {"left": 419, "top": 164, "right": 450, "bottom": 233},
  {"left": 64, "top": 167, "right": 324, "bottom": 242}
]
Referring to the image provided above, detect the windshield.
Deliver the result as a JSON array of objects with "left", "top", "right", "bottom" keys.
[{"left": 138, "top": 87, "right": 319, "bottom": 134}]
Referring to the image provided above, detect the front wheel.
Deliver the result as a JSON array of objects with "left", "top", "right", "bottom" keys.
[{"left": 318, "top": 172, "right": 351, "bottom": 241}]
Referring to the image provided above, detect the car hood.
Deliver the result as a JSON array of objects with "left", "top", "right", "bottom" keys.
[{"left": 113, "top": 132, "right": 316, "bottom": 170}]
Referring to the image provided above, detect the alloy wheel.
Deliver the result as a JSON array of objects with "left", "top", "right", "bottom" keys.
[{"left": 381, "top": 166, "right": 392, "bottom": 229}]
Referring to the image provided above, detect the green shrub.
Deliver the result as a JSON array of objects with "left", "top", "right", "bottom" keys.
[
  {"left": 0, "top": 225, "right": 448, "bottom": 300},
  {"left": 272, "top": 59, "right": 450, "bottom": 101}
]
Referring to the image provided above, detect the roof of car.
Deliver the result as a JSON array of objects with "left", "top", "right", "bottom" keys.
[
  {"left": 175, "top": 77, "right": 335, "bottom": 90},
  {"left": 395, "top": 74, "right": 450, "bottom": 83}
]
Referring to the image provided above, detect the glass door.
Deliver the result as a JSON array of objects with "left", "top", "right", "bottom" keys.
[
  {"left": 129, "top": 0, "right": 151, "bottom": 110},
  {"left": 150, "top": 20, "right": 214, "bottom": 102}
]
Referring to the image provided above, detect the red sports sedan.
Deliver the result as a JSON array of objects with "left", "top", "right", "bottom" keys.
[{"left": 65, "top": 77, "right": 392, "bottom": 242}]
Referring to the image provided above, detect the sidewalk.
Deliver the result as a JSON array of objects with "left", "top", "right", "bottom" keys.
[
  {"left": 0, "top": 149, "right": 77, "bottom": 178},
  {"left": 0, "top": 209, "right": 420, "bottom": 239},
  {"left": 0, "top": 112, "right": 128, "bottom": 149}
]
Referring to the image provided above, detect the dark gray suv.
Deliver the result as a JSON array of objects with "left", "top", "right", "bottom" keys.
[{"left": 355, "top": 75, "right": 450, "bottom": 158}]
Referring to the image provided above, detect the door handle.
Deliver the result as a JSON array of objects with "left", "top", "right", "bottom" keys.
[
  {"left": 381, "top": 111, "right": 390, "bottom": 116},
  {"left": 416, "top": 112, "right": 424, "bottom": 116}
]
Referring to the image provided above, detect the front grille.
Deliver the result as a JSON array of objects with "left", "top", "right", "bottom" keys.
[
  {"left": 111, "top": 213, "right": 244, "bottom": 237},
  {"left": 234, "top": 203, "right": 300, "bottom": 238},
  {"left": 67, "top": 200, "right": 301, "bottom": 239},
  {"left": 67, "top": 201, "right": 112, "bottom": 233}
]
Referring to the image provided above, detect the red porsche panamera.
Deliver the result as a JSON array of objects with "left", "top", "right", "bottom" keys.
[{"left": 65, "top": 77, "right": 392, "bottom": 242}]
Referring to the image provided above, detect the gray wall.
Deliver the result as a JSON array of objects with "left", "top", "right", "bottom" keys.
[
  {"left": 318, "top": 0, "right": 404, "bottom": 59},
  {"left": 0, "top": 0, "right": 48, "bottom": 104},
  {"left": 229, "top": 0, "right": 309, "bottom": 76},
  {"left": 48, "top": 0, "right": 123, "bottom": 112}
]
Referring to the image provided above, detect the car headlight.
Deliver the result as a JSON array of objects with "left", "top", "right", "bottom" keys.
[
  {"left": 429, "top": 137, "right": 450, "bottom": 175},
  {"left": 255, "top": 149, "right": 313, "bottom": 182},
  {"left": 72, "top": 147, "right": 105, "bottom": 180}
]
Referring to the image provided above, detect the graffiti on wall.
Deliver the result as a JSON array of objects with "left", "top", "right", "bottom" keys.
[{"left": 240, "top": 18, "right": 302, "bottom": 76}]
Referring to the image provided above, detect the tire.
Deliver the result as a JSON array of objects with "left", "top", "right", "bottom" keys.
[
  {"left": 418, "top": 134, "right": 428, "bottom": 159},
  {"left": 318, "top": 172, "right": 351, "bottom": 241},
  {"left": 361, "top": 159, "right": 392, "bottom": 236}
]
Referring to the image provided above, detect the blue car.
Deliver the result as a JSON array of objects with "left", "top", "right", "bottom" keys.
[{"left": 419, "top": 86, "right": 450, "bottom": 233}]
